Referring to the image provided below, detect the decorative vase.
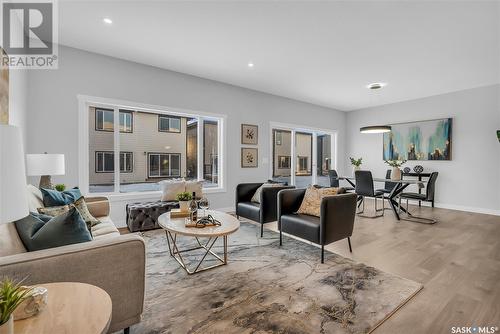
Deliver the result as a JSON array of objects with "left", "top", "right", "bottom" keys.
[
  {"left": 13, "top": 286, "right": 48, "bottom": 320},
  {"left": 179, "top": 201, "right": 189, "bottom": 212},
  {"left": 413, "top": 165, "right": 424, "bottom": 174},
  {"left": 352, "top": 165, "right": 360, "bottom": 176},
  {"left": 0, "top": 315, "right": 13, "bottom": 334},
  {"left": 391, "top": 167, "right": 402, "bottom": 180}
]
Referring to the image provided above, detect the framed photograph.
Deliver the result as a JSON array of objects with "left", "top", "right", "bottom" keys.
[
  {"left": 241, "top": 148, "right": 258, "bottom": 168},
  {"left": 241, "top": 124, "right": 258, "bottom": 145}
]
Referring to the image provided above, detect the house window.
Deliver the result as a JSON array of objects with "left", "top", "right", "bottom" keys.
[
  {"left": 275, "top": 131, "right": 282, "bottom": 145},
  {"left": 148, "top": 153, "right": 181, "bottom": 177},
  {"left": 96, "top": 151, "right": 133, "bottom": 173},
  {"left": 298, "top": 156, "right": 308, "bottom": 172},
  {"left": 278, "top": 156, "right": 291, "bottom": 169},
  {"left": 158, "top": 115, "right": 181, "bottom": 133},
  {"left": 95, "top": 109, "right": 133, "bottom": 133}
]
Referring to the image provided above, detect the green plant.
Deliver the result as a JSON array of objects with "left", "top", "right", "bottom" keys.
[
  {"left": 349, "top": 157, "right": 363, "bottom": 167},
  {"left": 384, "top": 159, "right": 407, "bottom": 167},
  {"left": 176, "top": 192, "right": 192, "bottom": 201},
  {"left": 0, "top": 278, "right": 33, "bottom": 325},
  {"left": 54, "top": 184, "right": 66, "bottom": 192}
]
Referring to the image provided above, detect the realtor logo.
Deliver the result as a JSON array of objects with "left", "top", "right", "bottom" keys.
[{"left": 1, "top": 0, "right": 58, "bottom": 69}]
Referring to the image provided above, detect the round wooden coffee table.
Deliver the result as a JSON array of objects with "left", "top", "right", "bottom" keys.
[
  {"left": 14, "top": 282, "right": 111, "bottom": 334},
  {"left": 158, "top": 210, "right": 240, "bottom": 275}
]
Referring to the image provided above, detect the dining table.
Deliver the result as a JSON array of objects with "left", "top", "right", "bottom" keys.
[{"left": 337, "top": 176, "right": 437, "bottom": 224}]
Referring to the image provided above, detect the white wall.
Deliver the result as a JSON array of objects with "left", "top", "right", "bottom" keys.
[
  {"left": 26, "top": 46, "right": 346, "bottom": 226},
  {"left": 346, "top": 85, "right": 500, "bottom": 215}
]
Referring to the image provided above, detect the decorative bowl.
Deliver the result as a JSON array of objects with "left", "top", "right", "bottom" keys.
[
  {"left": 403, "top": 167, "right": 411, "bottom": 174},
  {"left": 413, "top": 165, "right": 424, "bottom": 174}
]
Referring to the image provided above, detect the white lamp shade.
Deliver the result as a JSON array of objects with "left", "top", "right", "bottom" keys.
[
  {"left": 0, "top": 125, "right": 29, "bottom": 223},
  {"left": 26, "top": 154, "right": 65, "bottom": 176}
]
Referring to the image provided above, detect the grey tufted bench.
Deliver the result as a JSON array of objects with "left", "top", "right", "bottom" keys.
[{"left": 126, "top": 201, "right": 179, "bottom": 232}]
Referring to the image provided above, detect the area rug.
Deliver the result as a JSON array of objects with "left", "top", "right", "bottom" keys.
[{"left": 132, "top": 221, "right": 422, "bottom": 334}]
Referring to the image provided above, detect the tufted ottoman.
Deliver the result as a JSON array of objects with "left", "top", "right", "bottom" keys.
[{"left": 126, "top": 201, "right": 179, "bottom": 232}]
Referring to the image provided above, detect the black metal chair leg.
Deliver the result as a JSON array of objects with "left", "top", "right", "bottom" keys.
[
  {"left": 347, "top": 237, "right": 352, "bottom": 252},
  {"left": 260, "top": 223, "right": 264, "bottom": 238},
  {"left": 321, "top": 245, "right": 324, "bottom": 263},
  {"left": 279, "top": 227, "right": 282, "bottom": 246},
  {"left": 124, "top": 327, "right": 130, "bottom": 334}
]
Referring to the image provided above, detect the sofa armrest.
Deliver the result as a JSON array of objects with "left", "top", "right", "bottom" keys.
[
  {"left": 277, "top": 188, "right": 306, "bottom": 229},
  {"left": 320, "top": 193, "right": 357, "bottom": 245},
  {"left": 0, "top": 234, "right": 145, "bottom": 333},
  {"left": 84, "top": 196, "right": 110, "bottom": 218},
  {"left": 235, "top": 183, "right": 263, "bottom": 205},
  {"left": 260, "top": 186, "right": 295, "bottom": 223}
]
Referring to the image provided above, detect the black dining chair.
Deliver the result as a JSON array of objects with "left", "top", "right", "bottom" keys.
[
  {"left": 399, "top": 172, "right": 438, "bottom": 210},
  {"left": 355, "top": 170, "right": 384, "bottom": 218},
  {"left": 328, "top": 170, "right": 355, "bottom": 192},
  {"left": 376, "top": 169, "right": 398, "bottom": 199}
]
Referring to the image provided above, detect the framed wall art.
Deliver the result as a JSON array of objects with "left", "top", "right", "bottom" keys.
[
  {"left": 241, "top": 124, "right": 258, "bottom": 145},
  {"left": 241, "top": 148, "right": 258, "bottom": 168}
]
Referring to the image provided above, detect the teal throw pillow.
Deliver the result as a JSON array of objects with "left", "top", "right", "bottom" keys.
[{"left": 40, "top": 187, "right": 82, "bottom": 207}]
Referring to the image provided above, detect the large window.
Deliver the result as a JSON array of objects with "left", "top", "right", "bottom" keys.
[{"left": 87, "top": 104, "right": 223, "bottom": 193}]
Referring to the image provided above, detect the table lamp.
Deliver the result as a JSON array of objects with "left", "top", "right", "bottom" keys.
[
  {"left": 26, "top": 153, "right": 65, "bottom": 189},
  {"left": 0, "top": 125, "right": 29, "bottom": 223}
]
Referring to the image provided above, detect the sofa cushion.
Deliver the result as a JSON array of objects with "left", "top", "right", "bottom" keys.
[
  {"left": 40, "top": 187, "right": 82, "bottom": 207},
  {"left": 38, "top": 204, "right": 70, "bottom": 217},
  {"left": 159, "top": 180, "right": 185, "bottom": 201},
  {"left": 26, "top": 184, "right": 44, "bottom": 212},
  {"left": 91, "top": 216, "right": 120, "bottom": 240},
  {"left": 297, "top": 186, "right": 340, "bottom": 217},
  {"left": 0, "top": 222, "right": 27, "bottom": 256},
  {"left": 15, "top": 208, "right": 92, "bottom": 252},
  {"left": 281, "top": 213, "right": 320, "bottom": 244},
  {"left": 236, "top": 201, "right": 260, "bottom": 222}
]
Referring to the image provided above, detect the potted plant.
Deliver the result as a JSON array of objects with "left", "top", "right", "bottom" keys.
[
  {"left": 54, "top": 184, "right": 66, "bottom": 192},
  {"left": 384, "top": 160, "right": 407, "bottom": 180},
  {"left": 349, "top": 157, "right": 363, "bottom": 175},
  {"left": 176, "top": 192, "right": 193, "bottom": 212},
  {"left": 0, "top": 278, "right": 33, "bottom": 334}
]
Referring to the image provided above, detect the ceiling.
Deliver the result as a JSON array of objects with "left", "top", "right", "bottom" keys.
[{"left": 58, "top": 1, "right": 500, "bottom": 111}]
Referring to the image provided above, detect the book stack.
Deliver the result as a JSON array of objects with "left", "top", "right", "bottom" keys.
[{"left": 170, "top": 209, "right": 190, "bottom": 218}]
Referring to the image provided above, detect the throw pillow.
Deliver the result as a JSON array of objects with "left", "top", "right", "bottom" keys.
[
  {"left": 72, "top": 196, "right": 101, "bottom": 228},
  {"left": 37, "top": 205, "right": 70, "bottom": 217},
  {"left": 297, "top": 185, "right": 340, "bottom": 217},
  {"left": 251, "top": 183, "right": 284, "bottom": 203},
  {"left": 30, "top": 212, "right": 53, "bottom": 223},
  {"left": 15, "top": 208, "right": 92, "bottom": 252},
  {"left": 26, "top": 184, "right": 44, "bottom": 212},
  {"left": 185, "top": 181, "right": 203, "bottom": 199},
  {"left": 40, "top": 187, "right": 82, "bottom": 207},
  {"left": 159, "top": 179, "right": 186, "bottom": 201}
]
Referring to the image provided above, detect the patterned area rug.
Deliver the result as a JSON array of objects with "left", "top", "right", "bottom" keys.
[{"left": 131, "top": 221, "right": 422, "bottom": 334}]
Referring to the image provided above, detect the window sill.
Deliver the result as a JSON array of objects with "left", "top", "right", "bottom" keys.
[{"left": 87, "top": 187, "right": 226, "bottom": 202}]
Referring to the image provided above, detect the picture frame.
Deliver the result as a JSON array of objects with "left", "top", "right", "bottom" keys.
[
  {"left": 241, "top": 124, "right": 258, "bottom": 145},
  {"left": 241, "top": 148, "right": 258, "bottom": 168}
]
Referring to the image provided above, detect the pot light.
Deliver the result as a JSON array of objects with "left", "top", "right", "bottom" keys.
[
  {"left": 103, "top": 18, "right": 113, "bottom": 25},
  {"left": 360, "top": 125, "right": 392, "bottom": 134},
  {"left": 367, "top": 82, "right": 387, "bottom": 90},
  {"left": 247, "top": 62, "right": 254, "bottom": 68}
]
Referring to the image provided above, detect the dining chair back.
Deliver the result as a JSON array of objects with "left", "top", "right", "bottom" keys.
[
  {"left": 354, "top": 170, "right": 375, "bottom": 197},
  {"left": 425, "top": 172, "right": 439, "bottom": 201},
  {"left": 328, "top": 170, "right": 340, "bottom": 187},
  {"left": 384, "top": 169, "right": 398, "bottom": 192}
]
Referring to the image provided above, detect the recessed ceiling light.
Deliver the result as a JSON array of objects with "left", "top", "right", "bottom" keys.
[
  {"left": 247, "top": 62, "right": 254, "bottom": 68},
  {"left": 367, "top": 82, "right": 387, "bottom": 90},
  {"left": 103, "top": 18, "right": 113, "bottom": 25}
]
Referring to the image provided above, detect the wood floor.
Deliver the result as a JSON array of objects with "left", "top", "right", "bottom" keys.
[{"left": 265, "top": 202, "right": 500, "bottom": 334}]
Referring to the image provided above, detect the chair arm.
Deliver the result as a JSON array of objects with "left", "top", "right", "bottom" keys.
[
  {"left": 0, "top": 234, "right": 145, "bottom": 333},
  {"left": 260, "top": 185, "right": 295, "bottom": 223},
  {"left": 84, "top": 196, "right": 110, "bottom": 217},
  {"left": 277, "top": 188, "right": 306, "bottom": 229},
  {"left": 320, "top": 193, "right": 357, "bottom": 245},
  {"left": 235, "top": 183, "right": 263, "bottom": 205}
]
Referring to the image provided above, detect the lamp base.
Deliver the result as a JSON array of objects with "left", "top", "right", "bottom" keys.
[{"left": 39, "top": 175, "right": 53, "bottom": 190}]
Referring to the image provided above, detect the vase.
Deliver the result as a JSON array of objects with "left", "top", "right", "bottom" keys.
[
  {"left": 0, "top": 315, "right": 13, "bottom": 334},
  {"left": 391, "top": 167, "right": 402, "bottom": 180},
  {"left": 179, "top": 201, "right": 189, "bottom": 212},
  {"left": 352, "top": 165, "right": 360, "bottom": 176}
]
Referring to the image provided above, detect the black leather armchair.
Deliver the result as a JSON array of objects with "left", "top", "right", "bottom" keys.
[
  {"left": 235, "top": 182, "right": 295, "bottom": 237},
  {"left": 277, "top": 188, "right": 357, "bottom": 263}
]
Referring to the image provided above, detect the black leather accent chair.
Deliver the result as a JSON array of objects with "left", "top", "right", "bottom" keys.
[
  {"left": 355, "top": 170, "right": 384, "bottom": 218},
  {"left": 236, "top": 182, "right": 294, "bottom": 237},
  {"left": 399, "top": 172, "right": 438, "bottom": 208},
  {"left": 277, "top": 188, "right": 357, "bottom": 263},
  {"left": 328, "top": 169, "right": 354, "bottom": 192}
]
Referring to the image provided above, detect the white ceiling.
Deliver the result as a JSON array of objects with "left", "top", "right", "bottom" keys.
[{"left": 58, "top": 1, "right": 500, "bottom": 111}]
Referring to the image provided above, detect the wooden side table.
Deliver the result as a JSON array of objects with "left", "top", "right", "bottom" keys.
[{"left": 14, "top": 282, "right": 112, "bottom": 334}]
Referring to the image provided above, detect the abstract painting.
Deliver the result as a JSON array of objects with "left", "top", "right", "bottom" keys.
[
  {"left": 241, "top": 124, "right": 258, "bottom": 145},
  {"left": 241, "top": 148, "right": 258, "bottom": 168},
  {"left": 0, "top": 48, "right": 8, "bottom": 125},
  {"left": 383, "top": 118, "right": 452, "bottom": 160}
]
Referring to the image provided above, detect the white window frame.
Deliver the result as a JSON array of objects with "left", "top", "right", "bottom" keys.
[
  {"left": 269, "top": 121, "right": 337, "bottom": 186},
  {"left": 78, "top": 95, "right": 226, "bottom": 198},
  {"left": 96, "top": 151, "right": 133, "bottom": 173},
  {"left": 158, "top": 115, "right": 181, "bottom": 133},
  {"left": 96, "top": 109, "right": 133, "bottom": 133},
  {"left": 147, "top": 153, "right": 181, "bottom": 178}
]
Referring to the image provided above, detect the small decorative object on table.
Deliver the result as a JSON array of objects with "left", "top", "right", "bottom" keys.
[
  {"left": 0, "top": 278, "right": 33, "bottom": 334},
  {"left": 189, "top": 192, "right": 198, "bottom": 222},
  {"left": 403, "top": 167, "right": 411, "bottom": 174},
  {"left": 349, "top": 157, "right": 363, "bottom": 175},
  {"left": 54, "top": 184, "right": 66, "bottom": 191},
  {"left": 199, "top": 197, "right": 209, "bottom": 218},
  {"left": 413, "top": 165, "right": 424, "bottom": 174},
  {"left": 13, "top": 286, "right": 48, "bottom": 320},
  {"left": 384, "top": 160, "right": 407, "bottom": 180},
  {"left": 176, "top": 192, "right": 192, "bottom": 212},
  {"left": 185, "top": 214, "right": 222, "bottom": 228}
]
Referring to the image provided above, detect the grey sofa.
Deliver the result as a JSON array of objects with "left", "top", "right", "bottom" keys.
[{"left": 0, "top": 185, "right": 145, "bottom": 333}]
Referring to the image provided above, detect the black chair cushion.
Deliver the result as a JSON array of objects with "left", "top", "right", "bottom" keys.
[
  {"left": 281, "top": 213, "right": 320, "bottom": 244},
  {"left": 400, "top": 192, "right": 426, "bottom": 200},
  {"left": 375, "top": 189, "right": 392, "bottom": 194},
  {"left": 237, "top": 202, "right": 261, "bottom": 222}
]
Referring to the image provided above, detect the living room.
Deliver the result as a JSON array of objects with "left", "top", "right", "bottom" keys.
[{"left": 0, "top": 1, "right": 499, "bottom": 334}]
